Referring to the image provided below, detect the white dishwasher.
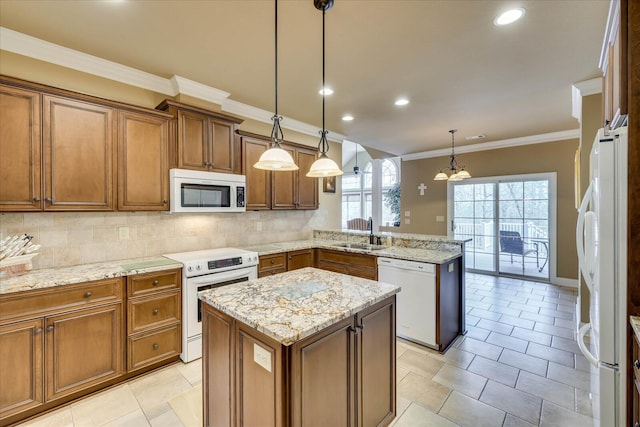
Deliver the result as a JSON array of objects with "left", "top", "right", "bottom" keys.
[{"left": 377, "top": 257, "right": 437, "bottom": 348}]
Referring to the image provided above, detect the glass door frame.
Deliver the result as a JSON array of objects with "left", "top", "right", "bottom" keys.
[{"left": 446, "top": 172, "right": 557, "bottom": 282}]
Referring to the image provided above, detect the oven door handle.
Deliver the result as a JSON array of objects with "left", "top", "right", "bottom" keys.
[{"left": 189, "top": 268, "right": 255, "bottom": 286}]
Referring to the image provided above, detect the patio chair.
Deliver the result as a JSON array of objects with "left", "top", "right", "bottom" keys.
[
  {"left": 346, "top": 218, "right": 370, "bottom": 231},
  {"left": 499, "top": 230, "right": 539, "bottom": 269}
]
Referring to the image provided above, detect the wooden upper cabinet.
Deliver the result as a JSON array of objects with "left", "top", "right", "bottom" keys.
[
  {"left": 157, "top": 100, "right": 242, "bottom": 174},
  {"left": 242, "top": 136, "right": 272, "bottom": 210},
  {"left": 601, "top": 0, "right": 627, "bottom": 129},
  {"left": 272, "top": 145, "right": 296, "bottom": 209},
  {"left": 43, "top": 95, "right": 116, "bottom": 211},
  {"left": 0, "top": 86, "right": 42, "bottom": 211},
  {"left": 118, "top": 110, "right": 170, "bottom": 211},
  {"left": 296, "top": 146, "right": 319, "bottom": 210}
]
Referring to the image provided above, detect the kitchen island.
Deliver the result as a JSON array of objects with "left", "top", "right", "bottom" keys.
[{"left": 199, "top": 267, "right": 400, "bottom": 427}]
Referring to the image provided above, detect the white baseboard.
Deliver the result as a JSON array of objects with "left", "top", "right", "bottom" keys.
[{"left": 552, "top": 277, "right": 579, "bottom": 288}]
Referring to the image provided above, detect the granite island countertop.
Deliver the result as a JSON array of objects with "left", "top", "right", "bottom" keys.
[
  {"left": 0, "top": 256, "right": 182, "bottom": 295},
  {"left": 198, "top": 267, "right": 400, "bottom": 345}
]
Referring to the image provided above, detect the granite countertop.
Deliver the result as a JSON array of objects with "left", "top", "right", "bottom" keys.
[
  {"left": 631, "top": 316, "right": 640, "bottom": 341},
  {"left": 0, "top": 256, "right": 182, "bottom": 295},
  {"left": 198, "top": 267, "right": 400, "bottom": 346},
  {"left": 242, "top": 239, "right": 462, "bottom": 264}
]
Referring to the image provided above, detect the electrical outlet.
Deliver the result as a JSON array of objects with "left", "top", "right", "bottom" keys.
[
  {"left": 254, "top": 343, "right": 272, "bottom": 372},
  {"left": 404, "top": 211, "right": 411, "bottom": 217},
  {"left": 256, "top": 221, "right": 263, "bottom": 231},
  {"left": 436, "top": 216, "right": 445, "bottom": 222},
  {"left": 404, "top": 218, "right": 411, "bottom": 225}
]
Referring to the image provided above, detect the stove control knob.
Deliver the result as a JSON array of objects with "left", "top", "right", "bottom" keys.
[
  {"left": 196, "top": 265, "right": 202, "bottom": 271},
  {"left": 187, "top": 266, "right": 193, "bottom": 272}
]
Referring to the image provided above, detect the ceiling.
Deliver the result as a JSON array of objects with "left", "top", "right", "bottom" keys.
[{"left": 0, "top": 0, "right": 608, "bottom": 156}]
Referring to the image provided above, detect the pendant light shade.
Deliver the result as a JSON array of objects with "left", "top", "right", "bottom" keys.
[
  {"left": 254, "top": 0, "right": 299, "bottom": 171},
  {"left": 307, "top": 0, "right": 343, "bottom": 178},
  {"left": 433, "top": 129, "right": 471, "bottom": 181}
]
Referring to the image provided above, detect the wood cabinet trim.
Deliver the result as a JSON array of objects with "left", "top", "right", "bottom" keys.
[
  {"left": 236, "top": 129, "right": 319, "bottom": 152},
  {"left": 156, "top": 99, "right": 243, "bottom": 124}
]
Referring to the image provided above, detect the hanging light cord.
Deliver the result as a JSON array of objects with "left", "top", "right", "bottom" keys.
[
  {"left": 449, "top": 129, "right": 459, "bottom": 172},
  {"left": 317, "top": 7, "right": 330, "bottom": 158},
  {"left": 271, "top": 0, "right": 284, "bottom": 147}
]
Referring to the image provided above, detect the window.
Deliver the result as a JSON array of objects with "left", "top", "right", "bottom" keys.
[
  {"left": 341, "top": 161, "right": 372, "bottom": 229},
  {"left": 381, "top": 159, "right": 399, "bottom": 226}
]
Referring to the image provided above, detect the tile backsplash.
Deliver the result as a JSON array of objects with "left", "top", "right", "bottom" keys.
[{"left": 1, "top": 210, "right": 327, "bottom": 270}]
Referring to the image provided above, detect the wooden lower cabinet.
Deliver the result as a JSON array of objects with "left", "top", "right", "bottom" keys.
[
  {"left": 287, "top": 249, "right": 313, "bottom": 271},
  {"left": 203, "top": 296, "right": 396, "bottom": 427},
  {"left": 258, "top": 249, "right": 314, "bottom": 277},
  {"left": 314, "top": 248, "right": 378, "bottom": 281}
]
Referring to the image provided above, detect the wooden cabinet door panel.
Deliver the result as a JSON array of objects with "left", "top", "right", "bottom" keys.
[
  {"left": 0, "top": 318, "right": 44, "bottom": 418},
  {"left": 292, "top": 316, "right": 355, "bottom": 427},
  {"left": 127, "top": 324, "right": 180, "bottom": 371},
  {"left": 287, "top": 249, "right": 313, "bottom": 271},
  {"left": 357, "top": 298, "right": 396, "bottom": 427},
  {"left": 178, "top": 110, "right": 208, "bottom": 170},
  {"left": 43, "top": 95, "right": 115, "bottom": 210},
  {"left": 127, "top": 291, "right": 180, "bottom": 335},
  {"left": 242, "top": 137, "right": 271, "bottom": 210},
  {"left": 0, "top": 86, "right": 42, "bottom": 211},
  {"left": 272, "top": 145, "right": 296, "bottom": 209},
  {"left": 45, "top": 304, "right": 123, "bottom": 401},
  {"left": 209, "top": 119, "right": 234, "bottom": 173},
  {"left": 118, "top": 110, "right": 169, "bottom": 211},
  {"left": 296, "top": 148, "right": 318, "bottom": 210}
]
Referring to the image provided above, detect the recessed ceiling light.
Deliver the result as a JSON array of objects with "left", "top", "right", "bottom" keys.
[
  {"left": 465, "top": 134, "right": 486, "bottom": 140},
  {"left": 319, "top": 87, "right": 334, "bottom": 96},
  {"left": 342, "top": 115, "right": 354, "bottom": 121},
  {"left": 494, "top": 8, "right": 525, "bottom": 26},
  {"left": 394, "top": 98, "right": 409, "bottom": 106}
]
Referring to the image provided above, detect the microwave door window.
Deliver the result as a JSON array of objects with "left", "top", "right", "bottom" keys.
[
  {"left": 182, "top": 184, "right": 202, "bottom": 207},
  {"left": 181, "top": 184, "right": 231, "bottom": 208}
]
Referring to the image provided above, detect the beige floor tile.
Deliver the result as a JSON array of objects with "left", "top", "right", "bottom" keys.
[
  {"left": 439, "top": 391, "right": 505, "bottom": 427},
  {"left": 526, "top": 342, "right": 574, "bottom": 367},
  {"left": 458, "top": 337, "right": 504, "bottom": 360},
  {"left": 176, "top": 359, "right": 202, "bottom": 386},
  {"left": 70, "top": 385, "right": 140, "bottom": 427},
  {"left": 397, "top": 372, "right": 451, "bottom": 413},
  {"left": 427, "top": 346, "right": 476, "bottom": 369},
  {"left": 534, "top": 322, "right": 575, "bottom": 340},
  {"left": 510, "top": 326, "right": 552, "bottom": 346},
  {"left": 397, "top": 366, "right": 410, "bottom": 383},
  {"left": 129, "top": 366, "right": 192, "bottom": 420},
  {"left": 396, "top": 395, "right": 412, "bottom": 419},
  {"left": 503, "top": 414, "right": 537, "bottom": 427},
  {"left": 432, "top": 363, "right": 487, "bottom": 399},
  {"left": 486, "top": 331, "right": 528, "bottom": 353},
  {"left": 468, "top": 355, "right": 519, "bottom": 387},
  {"left": 479, "top": 380, "right": 542, "bottom": 425},
  {"left": 540, "top": 400, "right": 593, "bottom": 426},
  {"left": 393, "top": 402, "right": 459, "bottom": 427},
  {"left": 516, "top": 371, "right": 574, "bottom": 410},
  {"left": 497, "top": 314, "right": 535, "bottom": 330},
  {"left": 149, "top": 409, "right": 185, "bottom": 427},
  {"left": 168, "top": 383, "right": 202, "bottom": 427},
  {"left": 101, "top": 409, "right": 150, "bottom": 427},
  {"left": 397, "top": 349, "right": 444, "bottom": 378},
  {"left": 18, "top": 408, "right": 73, "bottom": 427},
  {"left": 499, "top": 349, "right": 548, "bottom": 377},
  {"left": 547, "top": 362, "right": 590, "bottom": 391},
  {"left": 464, "top": 325, "right": 491, "bottom": 341},
  {"left": 550, "top": 335, "right": 581, "bottom": 354}
]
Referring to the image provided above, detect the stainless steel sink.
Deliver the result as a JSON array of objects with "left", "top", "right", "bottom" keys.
[{"left": 331, "top": 243, "right": 387, "bottom": 251}]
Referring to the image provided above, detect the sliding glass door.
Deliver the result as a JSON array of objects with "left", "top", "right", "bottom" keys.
[{"left": 450, "top": 174, "right": 553, "bottom": 281}]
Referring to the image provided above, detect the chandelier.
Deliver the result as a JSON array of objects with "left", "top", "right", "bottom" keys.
[{"left": 434, "top": 129, "right": 471, "bottom": 181}]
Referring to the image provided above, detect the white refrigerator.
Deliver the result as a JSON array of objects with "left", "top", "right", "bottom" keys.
[{"left": 576, "top": 127, "right": 627, "bottom": 427}]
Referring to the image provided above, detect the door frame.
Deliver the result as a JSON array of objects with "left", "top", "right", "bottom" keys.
[{"left": 446, "top": 172, "right": 557, "bottom": 283}]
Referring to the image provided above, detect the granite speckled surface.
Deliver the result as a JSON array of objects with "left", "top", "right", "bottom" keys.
[
  {"left": 199, "top": 267, "right": 400, "bottom": 345},
  {"left": 631, "top": 316, "right": 640, "bottom": 342},
  {"left": 0, "top": 257, "right": 182, "bottom": 295}
]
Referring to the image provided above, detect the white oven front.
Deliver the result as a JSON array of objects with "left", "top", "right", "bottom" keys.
[{"left": 183, "top": 265, "right": 257, "bottom": 362}]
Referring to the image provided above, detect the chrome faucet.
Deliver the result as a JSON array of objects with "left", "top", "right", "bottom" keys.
[{"left": 368, "top": 217, "right": 374, "bottom": 244}]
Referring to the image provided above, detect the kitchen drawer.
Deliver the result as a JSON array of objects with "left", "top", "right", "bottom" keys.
[
  {"left": 258, "top": 253, "right": 287, "bottom": 274},
  {"left": 314, "top": 249, "right": 377, "bottom": 269},
  {"left": 128, "top": 324, "right": 180, "bottom": 371},
  {"left": 127, "top": 269, "right": 180, "bottom": 298},
  {"left": 128, "top": 291, "right": 180, "bottom": 334},
  {"left": 0, "top": 278, "right": 123, "bottom": 322},
  {"left": 258, "top": 267, "right": 287, "bottom": 278}
]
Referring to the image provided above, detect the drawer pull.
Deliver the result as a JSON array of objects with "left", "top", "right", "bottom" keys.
[
  {"left": 270, "top": 260, "right": 275, "bottom": 264},
  {"left": 84, "top": 291, "right": 92, "bottom": 298},
  {"left": 635, "top": 360, "right": 640, "bottom": 369},
  {"left": 33, "top": 197, "right": 41, "bottom": 202},
  {"left": 153, "top": 343, "right": 159, "bottom": 350},
  {"left": 35, "top": 328, "right": 43, "bottom": 334},
  {"left": 152, "top": 280, "right": 159, "bottom": 286},
  {"left": 153, "top": 308, "right": 159, "bottom": 315},
  {"left": 46, "top": 325, "right": 54, "bottom": 332}
]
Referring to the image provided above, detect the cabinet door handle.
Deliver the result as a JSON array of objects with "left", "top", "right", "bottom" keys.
[
  {"left": 45, "top": 197, "right": 52, "bottom": 203},
  {"left": 348, "top": 326, "right": 359, "bottom": 335},
  {"left": 635, "top": 360, "right": 640, "bottom": 369},
  {"left": 152, "top": 280, "right": 159, "bottom": 286},
  {"left": 35, "top": 328, "right": 43, "bottom": 334},
  {"left": 288, "top": 256, "right": 292, "bottom": 260},
  {"left": 162, "top": 200, "right": 167, "bottom": 205},
  {"left": 153, "top": 343, "right": 159, "bottom": 350},
  {"left": 153, "top": 308, "right": 159, "bottom": 315},
  {"left": 33, "top": 197, "right": 41, "bottom": 202},
  {"left": 84, "top": 291, "right": 92, "bottom": 298},
  {"left": 270, "top": 260, "right": 275, "bottom": 264},
  {"left": 46, "top": 325, "right": 54, "bottom": 332}
]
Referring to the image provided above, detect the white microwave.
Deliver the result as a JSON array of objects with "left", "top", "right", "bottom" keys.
[{"left": 170, "top": 169, "right": 246, "bottom": 213}]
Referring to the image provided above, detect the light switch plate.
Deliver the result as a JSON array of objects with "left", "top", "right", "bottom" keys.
[
  {"left": 404, "top": 211, "right": 411, "bottom": 217},
  {"left": 254, "top": 343, "right": 272, "bottom": 372},
  {"left": 404, "top": 218, "right": 411, "bottom": 224},
  {"left": 436, "top": 216, "right": 445, "bottom": 222}
]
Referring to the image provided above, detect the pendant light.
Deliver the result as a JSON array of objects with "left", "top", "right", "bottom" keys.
[
  {"left": 433, "top": 129, "right": 471, "bottom": 181},
  {"left": 306, "top": 0, "right": 343, "bottom": 178},
  {"left": 254, "top": 0, "right": 299, "bottom": 171},
  {"left": 353, "top": 144, "right": 360, "bottom": 175}
]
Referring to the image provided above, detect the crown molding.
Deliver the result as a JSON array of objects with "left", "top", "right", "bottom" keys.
[
  {"left": 571, "top": 77, "right": 602, "bottom": 120},
  {"left": 401, "top": 129, "right": 580, "bottom": 161},
  {"left": 0, "top": 26, "right": 345, "bottom": 143}
]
